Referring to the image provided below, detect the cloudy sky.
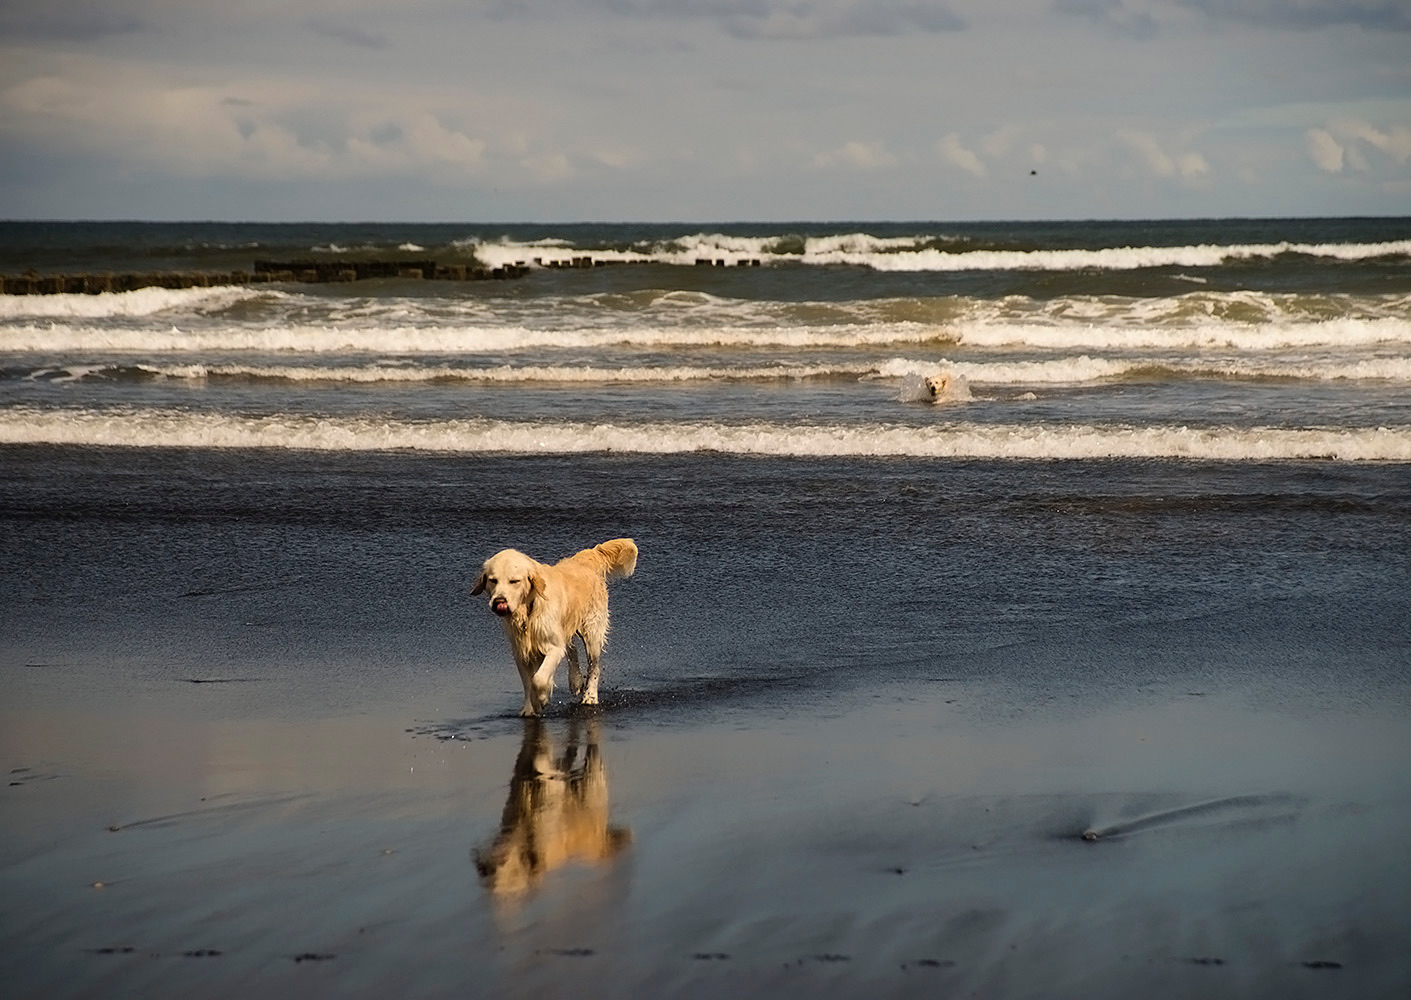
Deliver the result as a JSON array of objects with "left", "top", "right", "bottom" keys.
[{"left": 1, "top": 0, "right": 1408, "bottom": 221}]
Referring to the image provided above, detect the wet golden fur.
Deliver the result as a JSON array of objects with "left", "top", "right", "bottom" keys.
[
  {"left": 472, "top": 538, "right": 638, "bottom": 716},
  {"left": 924, "top": 370, "right": 973, "bottom": 403}
]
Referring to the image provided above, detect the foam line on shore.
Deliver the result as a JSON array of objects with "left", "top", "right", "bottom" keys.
[
  {"left": 0, "top": 323, "right": 953, "bottom": 353},
  {"left": 5, "top": 317, "right": 1410, "bottom": 354},
  {"left": 14, "top": 355, "right": 1411, "bottom": 385},
  {"left": 4, "top": 407, "right": 1409, "bottom": 461},
  {"left": 26, "top": 360, "right": 882, "bottom": 384}
]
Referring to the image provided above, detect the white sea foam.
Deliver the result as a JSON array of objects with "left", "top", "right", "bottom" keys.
[
  {"left": 466, "top": 233, "right": 958, "bottom": 269},
  {"left": 0, "top": 286, "right": 274, "bottom": 320},
  {"left": 878, "top": 356, "right": 1134, "bottom": 383},
  {"left": 880, "top": 355, "right": 1411, "bottom": 383},
  {"left": 807, "top": 240, "right": 1411, "bottom": 272},
  {"left": 31, "top": 363, "right": 112, "bottom": 383},
  {"left": 897, "top": 371, "right": 973, "bottom": 403},
  {"left": 8, "top": 313, "right": 1408, "bottom": 356},
  {"left": 473, "top": 243, "right": 652, "bottom": 268},
  {"left": 802, "top": 233, "right": 943, "bottom": 255},
  {"left": 459, "top": 234, "right": 575, "bottom": 249},
  {"left": 3, "top": 407, "right": 1408, "bottom": 461},
  {"left": 104, "top": 361, "right": 881, "bottom": 383},
  {"left": 340, "top": 288, "right": 1411, "bottom": 331},
  {"left": 311, "top": 243, "right": 385, "bottom": 253},
  {"left": 952, "top": 316, "right": 1411, "bottom": 351},
  {"left": 468, "top": 233, "right": 1411, "bottom": 272},
  {"left": 0, "top": 322, "right": 950, "bottom": 354},
  {"left": 25, "top": 354, "right": 1411, "bottom": 386}
]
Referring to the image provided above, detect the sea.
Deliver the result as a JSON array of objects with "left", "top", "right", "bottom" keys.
[
  {"left": 2, "top": 217, "right": 1409, "bottom": 692},
  {"left": 2, "top": 219, "right": 1411, "bottom": 998},
  {"left": 2, "top": 218, "right": 1411, "bottom": 461},
  {"left": 3, "top": 213, "right": 1409, "bottom": 708}
]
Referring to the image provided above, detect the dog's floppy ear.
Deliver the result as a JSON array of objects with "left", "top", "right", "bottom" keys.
[
  {"left": 528, "top": 571, "right": 547, "bottom": 605},
  {"left": 471, "top": 569, "right": 487, "bottom": 596}
]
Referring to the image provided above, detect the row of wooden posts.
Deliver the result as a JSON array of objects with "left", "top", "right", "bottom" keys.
[
  {"left": 0, "top": 259, "right": 530, "bottom": 296},
  {"left": 0, "top": 255, "right": 768, "bottom": 294},
  {"left": 535, "top": 257, "right": 763, "bottom": 268}
]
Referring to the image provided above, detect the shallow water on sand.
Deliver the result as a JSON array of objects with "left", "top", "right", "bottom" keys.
[
  {"left": 3, "top": 687, "right": 1408, "bottom": 999},
  {"left": 1, "top": 445, "right": 1409, "bottom": 998}
]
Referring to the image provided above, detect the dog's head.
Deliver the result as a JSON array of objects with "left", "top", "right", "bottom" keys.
[
  {"left": 925, "top": 373, "right": 951, "bottom": 399},
  {"left": 924, "top": 371, "right": 972, "bottom": 403},
  {"left": 471, "top": 549, "right": 543, "bottom": 619}
]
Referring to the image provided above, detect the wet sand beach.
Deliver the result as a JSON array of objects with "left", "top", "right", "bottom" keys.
[
  {"left": 3, "top": 670, "right": 1408, "bottom": 999},
  {"left": 3, "top": 447, "right": 1409, "bottom": 999}
]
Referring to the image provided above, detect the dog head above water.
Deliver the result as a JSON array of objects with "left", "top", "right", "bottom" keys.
[
  {"left": 471, "top": 549, "right": 542, "bottom": 619},
  {"left": 923, "top": 371, "right": 972, "bottom": 403},
  {"left": 925, "top": 373, "right": 956, "bottom": 399}
]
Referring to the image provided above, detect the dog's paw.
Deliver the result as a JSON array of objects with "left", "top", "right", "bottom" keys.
[{"left": 519, "top": 703, "right": 539, "bottom": 718}]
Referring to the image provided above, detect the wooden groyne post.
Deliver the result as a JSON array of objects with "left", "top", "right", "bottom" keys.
[{"left": 0, "top": 259, "right": 530, "bottom": 295}]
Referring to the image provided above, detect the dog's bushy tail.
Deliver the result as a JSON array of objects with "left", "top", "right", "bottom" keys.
[{"left": 593, "top": 538, "right": 638, "bottom": 580}]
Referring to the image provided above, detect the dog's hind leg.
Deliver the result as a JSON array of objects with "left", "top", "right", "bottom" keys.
[
  {"left": 567, "top": 640, "right": 585, "bottom": 699},
  {"left": 581, "top": 629, "right": 606, "bottom": 706}
]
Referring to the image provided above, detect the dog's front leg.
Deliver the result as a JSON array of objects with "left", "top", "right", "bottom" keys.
[
  {"left": 516, "top": 656, "right": 539, "bottom": 717},
  {"left": 530, "top": 645, "right": 566, "bottom": 714}
]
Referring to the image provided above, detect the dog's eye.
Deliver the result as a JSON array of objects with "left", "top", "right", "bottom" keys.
[{"left": 508, "top": 578, "right": 521, "bottom": 584}]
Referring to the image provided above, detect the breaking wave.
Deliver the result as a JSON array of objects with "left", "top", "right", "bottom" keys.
[
  {"left": 3, "top": 288, "right": 1406, "bottom": 355},
  {"left": 5, "top": 314, "right": 1409, "bottom": 355},
  {"left": 0, "top": 286, "right": 276, "bottom": 320},
  {"left": 3, "top": 407, "right": 1408, "bottom": 461},
  {"left": 0, "top": 323, "right": 951, "bottom": 353},
  {"left": 469, "top": 232, "right": 1411, "bottom": 272},
  {"left": 14, "top": 355, "right": 1411, "bottom": 386},
  {"left": 27, "top": 360, "right": 882, "bottom": 384}
]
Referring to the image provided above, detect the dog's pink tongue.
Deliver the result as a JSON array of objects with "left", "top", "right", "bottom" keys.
[{"left": 492, "top": 599, "right": 510, "bottom": 616}]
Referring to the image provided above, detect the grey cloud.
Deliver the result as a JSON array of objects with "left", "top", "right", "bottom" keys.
[
  {"left": 0, "top": 0, "right": 147, "bottom": 40},
  {"left": 1174, "top": 0, "right": 1411, "bottom": 31},
  {"left": 488, "top": 0, "right": 966, "bottom": 39},
  {"left": 713, "top": 0, "right": 967, "bottom": 39},
  {"left": 305, "top": 17, "right": 392, "bottom": 50},
  {"left": 1053, "top": 0, "right": 1159, "bottom": 39},
  {"left": 368, "top": 121, "right": 404, "bottom": 145}
]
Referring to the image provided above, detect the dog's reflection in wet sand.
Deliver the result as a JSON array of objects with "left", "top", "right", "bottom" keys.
[{"left": 474, "top": 718, "right": 632, "bottom": 897}]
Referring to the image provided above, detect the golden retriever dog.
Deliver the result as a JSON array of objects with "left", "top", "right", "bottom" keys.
[
  {"left": 924, "top": 371, "right": 973, "bottom": 402},
  {"left": 473, "top": 717, "right": 632, "bottom": 898},
  {"left": 472, "top": 538, "right": 638, "bottom": 716}
]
